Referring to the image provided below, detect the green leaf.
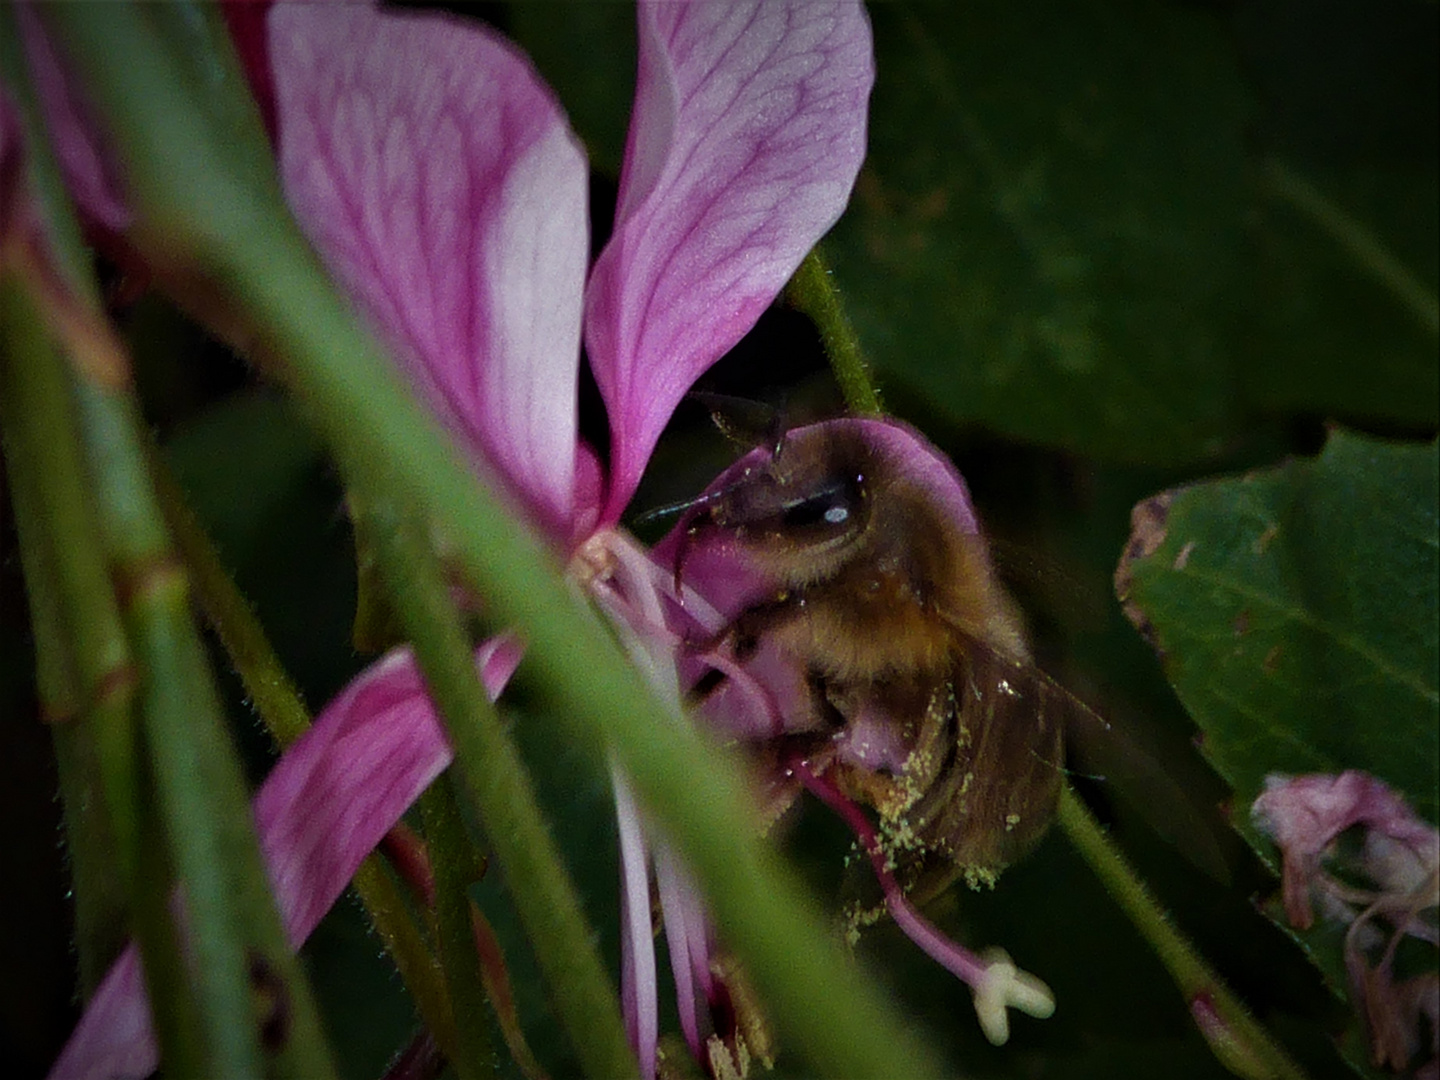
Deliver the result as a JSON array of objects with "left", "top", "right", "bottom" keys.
[
  {"left": 1118, "top": 430, "right": 1438, "bottom": 823},
  {"left": 824, "top": 0, "right": 1249, "bottom": 464},
  {"left": 507, "top": 1, "right": 635, "bottom": 178},
  {"left": 1116, "top": 430, "right": 1438, "bottom": 1073}
]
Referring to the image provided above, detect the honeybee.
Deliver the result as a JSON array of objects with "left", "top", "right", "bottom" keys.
[{"left": 676, "top": 417, "right": 1069, "bottom": 891}]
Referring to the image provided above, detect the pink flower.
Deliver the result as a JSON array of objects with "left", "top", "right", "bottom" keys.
[
  {"left": 48, "top": 3, "right": 872, "bottom": 1077},
  {"left": 1254, "top": 771, "right": 1439, "bottom": 1077}
]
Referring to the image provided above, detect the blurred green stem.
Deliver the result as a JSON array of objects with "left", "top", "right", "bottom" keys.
[
  {"left": 76, "top": 373, "right": 338, "bottom": 1080},
  {"left": 0, "top": 5, "right": 137, "bottom": 994},
  {"left": 1263, "top": 158, "right": 1439, "bottom": 340},
  {"left": 364, "top": 496, "right": 636, "bottom": 1079},
  {"left": 0, "top": 280, "right": 136, "bottom": 995}
]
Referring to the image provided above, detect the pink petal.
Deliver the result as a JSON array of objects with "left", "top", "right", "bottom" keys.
[
  {"left": 270, "top": 3, "right": 588, "bottom": 537},
  {"left": 14, "top": 2, "right": 132, "bottom": 231},
  {"left": 48, "top": 641, "right": 522, "bottom": 1080},
  {"left": 585, "top": 0, "right": 874, "bottom": 522},
  {"left": 613, "top": 769, "right": 658, "bottom": 1079},
  {"left": 654, "top": 845, "right": 714, "bottom": 1061}
]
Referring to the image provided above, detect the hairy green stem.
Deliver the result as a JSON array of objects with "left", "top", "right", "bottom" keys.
[
  {"left": 417, "top": 780, "right": 500, "bottom": 1080},
  {"left": 44, "top": 7, "right": 946, "bottom": 1076},
  {"left": 1059, "top": 788, "right": 1308, "bottom": 1080},
  {"left": 0, "top": 282, "right": 136, "bottom": 993},
  {"left": 348, "top": 857, "right": 459, "bottom": 1057},
  {"left": 148, "top": 448, "right": 313, "bottom": 752},
  {"left": 6, "top": 19, "right": 336, "bottom": 1064},
  {"left": 0, "top": 8, "right": 138, "bottom": 992},
  {"left": 149, "top": 446, "right": 465, "bottom": 1061},
  {"left": 366, "top": 498, "right": 636, "bottom": 1079},
  {"left": 787, "top": 246, "right": 883, "bottom": 415},
  {"left": 76, "top": 377, "right": 338, "bottom": 1080}
]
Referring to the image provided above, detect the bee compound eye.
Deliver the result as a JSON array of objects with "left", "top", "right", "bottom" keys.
[{"left": 781, "top": 485, "right": 851, "bottom": 530}]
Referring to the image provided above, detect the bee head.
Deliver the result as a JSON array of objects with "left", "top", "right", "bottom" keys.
[{"left": 694, "top": 426, "right": 877, "bottom": 586}]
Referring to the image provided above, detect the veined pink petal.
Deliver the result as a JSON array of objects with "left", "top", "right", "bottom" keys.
[
  {"left": 47, "top": 641, "right": 522, "bottom": 1080},
  {"left": 270, "top": 3, "right": 588, "bottom": 537},
  {"left": 14, "top": 2, "right": 131, "bottom": 231},
  {"left": 585, "top": 0, "right": 873, "bottom": 522}
]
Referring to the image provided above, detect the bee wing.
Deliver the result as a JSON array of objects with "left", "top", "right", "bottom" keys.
[
  {"left": 948, "top": 638, "right": 1235, "bottom": 887},
  {"left": 1062, "top": 691, "right": 1235, "bottom": 885},
  {"left": 901, "top": 640, "right": 1066, "bottom": 888}
]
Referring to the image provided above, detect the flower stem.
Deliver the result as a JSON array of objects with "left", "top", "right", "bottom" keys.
[
  {"left": 149, "top": 447, "right": 465, "bottom": 1063},
  {"left": 148, "top": 450, "right": 312, "bottom": 747},
  {"left": 363, "top": 496, "right": 637, "bottom": 1079},
  {"left": 417, "top": 780, "right": 500, "bottom": 1080},
  {"left": 1261, "top": 158, "right": 1439, "bottom": 340},
  {"left": 0, "top": 8, "right": 137, "bottom": 994},
  {"left": 787, "top": 246, "right": 883, "bottom": 415},
  {"left": 3, "top": 29, "right": 338, "bottom": 1066},
  {"left": 78, "top": 377, "right": 339, "bottom": 1080},
  {"left": 0, "top": 279, "right": 137, "bottom": 994},
  {"left": 1058, "top": 786, "right": 1308, "bottom": 1080}
]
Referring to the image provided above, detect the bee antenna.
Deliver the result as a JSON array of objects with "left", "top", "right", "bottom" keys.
[
  {"left": 686, "top": 391, "right": 787, "bottom": 451},
  {"left": 630, "top": 492, "right": 714, "bottom": 527},
  {"left": 1028, "top": 745, "right": 1105, "bottom": 783}
]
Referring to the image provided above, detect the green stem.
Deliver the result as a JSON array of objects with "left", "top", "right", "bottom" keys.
[
  {"left": 365, "top": 497, "right": 636, "bottom": 1079},
  {"left": 786, "top": 246, "right": 883, "bottom": 415},
  {"left": 0, "top": 9, "right": 138, "bottom": 992},
  {"left": 129, "top": 765, "right": 209, "bottom": 1077},
  {"left": 351, "top": 856, "right": 464, "bottom": 1060},
  {"left": 4, "top": 22, "right": 337, "bottom": 1059},
  {"left": 1058, "top": 788, "right": 1308, "bottom": 1080},
  {"left": 0, "top": 281, "right": 136, "bottom": 995},
  {"left": 150, "top": 445, "right": 464, "bottom": 1062},
  {"left": 148, "top": 448, "right": 312, "bottom": 751},
  {"left": 418, "top": 781, "right": 500, "bottom": 1080},
  {"left": 76, "top": 378, "right": 338, "bottom": 1080},
  {"left": 1262, "top": 157, "right": 1439, "bottom": 340}
]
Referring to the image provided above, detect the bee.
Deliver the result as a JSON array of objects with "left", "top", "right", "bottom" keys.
[{"left": 676, "top": 417, "right": 1069, "bottom": 891}]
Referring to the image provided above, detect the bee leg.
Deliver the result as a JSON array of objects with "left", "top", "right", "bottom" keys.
[{"left": 680, "top": 593, "right": 807, "bottom": 660}]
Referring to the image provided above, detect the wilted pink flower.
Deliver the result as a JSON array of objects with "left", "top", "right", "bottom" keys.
[
  {"left": 1254, "top": 771, "right": 1439, "bottom": 1077},
  {"left": 48, "top": 2, "right": 872, "bottom": 1077}
]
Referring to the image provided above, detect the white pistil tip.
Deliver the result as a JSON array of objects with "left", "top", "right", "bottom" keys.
[{"left": 972, "top": 949, "right": 1055, "bottom": 1046}]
